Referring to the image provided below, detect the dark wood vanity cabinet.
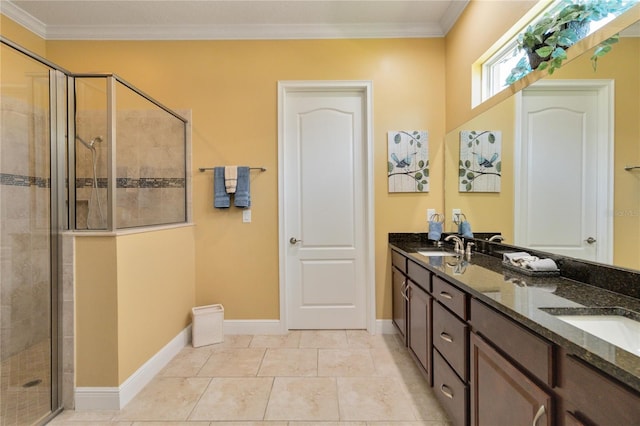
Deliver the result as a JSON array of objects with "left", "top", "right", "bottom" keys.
[
  {"left": 407, "top": 281, "right": 431, "bottom": 380},
  {"left": 391, "top": 265, "right": 407, "bottom": 343},
  {"left": 434, "top": 349, "right": 468, "bottom": 426},
  {"left": 391, "top": 249, "right": 408, "bottom": 342},
  {"left": 470, "top": 298, "right": 553, "bottom": 426},
  {"left": 557, "top": 350, "right": 640, "bottom": 426},
  {"left": 392, "top": 251, "right": 433, "bottom": 380},
  {"left": 406, "top": 258, "right": 433, "bottom": 381},
  {"left": 432, "top": 275, "right": 470, "bottom": 426},
  {"left": 389, "top": 246, "right": 639, "bottom": 426},
  {"left": 470, "top": 332, "right": 552, "bottom": 426}
]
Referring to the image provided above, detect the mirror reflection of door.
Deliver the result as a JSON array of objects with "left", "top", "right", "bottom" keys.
[{"left": 515, "top": 80, "right": 613, "bottom": 263}]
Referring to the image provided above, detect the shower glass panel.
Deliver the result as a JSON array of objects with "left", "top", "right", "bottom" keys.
[
  {"left": 72, "top": 76, "right": 187, "bottom": 230},
  {"left": 74, "top": 77, "right": 109, "bottom": 230},
  {"left": 0, "top": 43, "right": 56, "bottom": 425},
  {"left": 115, "top": 81, "right": 186, "bottom": 228}
]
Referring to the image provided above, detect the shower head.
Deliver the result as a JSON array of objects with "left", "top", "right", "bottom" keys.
[{"left": 76, "top": 135, "right": 103, "bottom": 150}]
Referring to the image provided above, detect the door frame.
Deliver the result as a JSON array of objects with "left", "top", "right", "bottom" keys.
[
  {"left": 514, "top": 79, "right": 614, "bottom": 263},
  {"left": 277, "top": 80, "right": 375, "bottom": 333}
]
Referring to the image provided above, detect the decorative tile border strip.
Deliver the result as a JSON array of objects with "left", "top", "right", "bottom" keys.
[
  {"left": 1, "top": 174, "right": 185, "bottom": 189},
  {"left": 0, "top": 173, "right": 50, "bottom": 188},
  {"left": 76, "top": 177, "right": 185, "bottom": 189}
]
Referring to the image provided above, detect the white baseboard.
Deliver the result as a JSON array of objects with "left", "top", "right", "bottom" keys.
[
  {"left": 376, "top": 319, "right": 396, "bottom": 334},
  {"left": 75, "top": 325, "right": 192, "bottom": 410},
  {"left": 222, "top": 319, "right": 396, "bottom": 335}
]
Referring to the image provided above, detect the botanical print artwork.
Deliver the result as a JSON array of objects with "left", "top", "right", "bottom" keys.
[
  {"left": 459, "top": 130, "right": 502, "bottom": 192},
  {"left": 387, "top": 130, "right": 429, "bottom": 192}
]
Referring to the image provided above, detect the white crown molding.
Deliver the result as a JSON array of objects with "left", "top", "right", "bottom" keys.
[
  {"left": 0, "top": 0, "right": 47, "bottom": 38},
  {"left": 440, "top": 0, "right": 470, "bottom": 35},
  {"left": 2, "top": 0, "right": 469, "bottom": 40},
  {"left": 45, "top": 22, "right": 445, "bottom": 40}
]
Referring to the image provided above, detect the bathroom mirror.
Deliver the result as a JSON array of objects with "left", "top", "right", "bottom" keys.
[{"left": 444, "top": 6, "right": 640, "bottom": 271}]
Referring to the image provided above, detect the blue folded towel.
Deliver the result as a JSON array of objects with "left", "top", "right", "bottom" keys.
[
  {"left": 213, "top": 167, "right": 230, "bottom": 208},
  {"left": 234, "top": 166, "right": 251, "bottom": 208},
  {"left": 428, "top": 221, "right": 442, "bottom": 241},
  {"left": 459, "top": 220, "right": 474, "bottom": 238}
]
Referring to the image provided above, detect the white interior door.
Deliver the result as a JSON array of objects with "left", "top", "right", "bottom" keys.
[
  {"left": 515, "top": 81, "right": 612, "bottom": 263},
  {"left": 280, "top": 84, "right": 369, "bottom": 330}
]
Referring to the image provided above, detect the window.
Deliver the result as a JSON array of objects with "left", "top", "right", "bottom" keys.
[{"left": 480, "top": 0, "right": 638, "bottom": 102}]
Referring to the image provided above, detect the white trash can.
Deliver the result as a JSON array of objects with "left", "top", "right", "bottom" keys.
[{"left": 191, "top": 304, "right": 224, "bottom": 347}]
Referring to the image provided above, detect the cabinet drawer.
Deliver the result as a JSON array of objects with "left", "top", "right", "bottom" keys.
[
  {"left": 433, "top": 301, "right": 468, "bottom": 381},
  {"left": 432, "top": 275, "right": 467, "bottom": 320},
  {"left": 392, "top": 250, "right": 407, "bottom": 274},
  {"left": 408, "top": 259, "right": 430, "bottom": 292},
  {"left": 470, "top": 298, "right": 553, "bottom": 386},
  {"left": 560, "top": 352, "right": 640, "bottom": 426},
  {"left": 434, "top": 349, "right": 468, "bottom": 426}
]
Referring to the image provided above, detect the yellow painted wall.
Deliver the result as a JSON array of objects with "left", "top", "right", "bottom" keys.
[
  {"left": 116, "top": 226, "right": 196, "bottom": 383},
  {"left": 75, "top": 237, "right": 119, "bottom": 387},
  {"left": 444, "top": 97, "right": 515, "bottom": 240},
  {"left": 75, "top": 227, "right": 195, "bottom": 386},
  {"left": 444, "top": 0, "right": 537, "bottom": 132},
  {"left": 0, "top": 14, "right": 47, "bottom": 57},
  {"left": 45, "top": 38, "right": 446, "bottom": 322}
]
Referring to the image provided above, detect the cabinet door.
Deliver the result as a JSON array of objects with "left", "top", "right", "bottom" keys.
[
  {"left": 392, "top": 266, "right": 407, "bottom": 343},
  {"left": 559, "top": 352, "right": 640, "bottom": 426},
  {"left": 470, "top": 333, "right": 552, "bottom": 426},
  {"left": 408, "top": 281, "right": 431, "bottom": 381}
]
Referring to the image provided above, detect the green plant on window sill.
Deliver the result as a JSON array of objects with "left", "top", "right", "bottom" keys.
[{"left": 506, "top": 0, "right": 633, "bottom": 86}]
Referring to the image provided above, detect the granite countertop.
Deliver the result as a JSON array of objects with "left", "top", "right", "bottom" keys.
[{"left": 389, "top": 239, "right": 640, "bottom": 393}]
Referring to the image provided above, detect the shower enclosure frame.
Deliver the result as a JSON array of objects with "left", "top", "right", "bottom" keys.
[
  {"left": 2, "top": 34, "right": 190, "bottom": 424},
  {"left": 69, "top": 74, "right": 189, "bottom": 232},
  {"left": 1, "top": 35, "right": 70, "bottom": 424}
]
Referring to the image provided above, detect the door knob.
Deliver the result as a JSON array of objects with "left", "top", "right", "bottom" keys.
[
  {"left": 289, "top": 237, "right": 302, "bottom": 245},
  {"left": 585, "top": 237, "right": 597, "bottom": 244}
]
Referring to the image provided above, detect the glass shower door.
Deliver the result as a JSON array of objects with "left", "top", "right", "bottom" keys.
[{"left": 0, "top": 43, "right": 59, "bottom": 425}]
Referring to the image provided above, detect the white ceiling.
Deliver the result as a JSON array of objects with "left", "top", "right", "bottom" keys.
[{"left": 1, "top": 0, "right": 469, "bottom": 40}]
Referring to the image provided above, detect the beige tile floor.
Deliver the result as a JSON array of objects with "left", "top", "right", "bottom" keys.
[{"left": 49, "top": 330, "right": 451, "bottom": 426}]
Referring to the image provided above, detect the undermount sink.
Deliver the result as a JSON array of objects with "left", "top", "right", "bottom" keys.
[
  {"left": 542, "top": 308, "right": 640, "bottom": 355},
  {"left": 417, "top": 250, "right": 456, "bottom": 257}
]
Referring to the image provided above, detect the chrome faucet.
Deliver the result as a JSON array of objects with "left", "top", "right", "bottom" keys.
[
  {"left": 465, "top": 241, "right": 475, "bottom": 257},
  {"left": 488, "top": 235, "right": 504, "bottom": 242},
  {"left": 444, "top": 235, "right": 464, "bottom": 253}
]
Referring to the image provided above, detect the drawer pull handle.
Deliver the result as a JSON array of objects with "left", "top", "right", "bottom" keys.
[
  {"left": 439, "top": 291, "right": 453, "bottom": 300},
  {"left": 532, "top": 404, "right": 546, "bottom": 426},
  {"left": 440, "top": 384, "right": 454, "bottom": 399},
  {"left": 401, "top": 281, "right": 410, "bottom": 301},
  {"left": 439, "top": 332, "right": 453, "bottom": 343}
]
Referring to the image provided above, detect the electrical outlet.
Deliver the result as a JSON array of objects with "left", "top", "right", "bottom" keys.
[
  {"left": 242, "top": 209, "right": 251, "bottom": 223},
  {"left": 452, "top": 208, "right": 461, "bottom": 223},
  {"left": 427, "top": 209, "right": 436, "bottom": 221}
]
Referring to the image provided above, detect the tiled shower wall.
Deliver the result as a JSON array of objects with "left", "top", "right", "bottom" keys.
[
  {"left": 0, "top": 95, "right": 51, "bottom": 361},
  {"left": 75, "top": 109, "right": 186, "bottom": 229}
]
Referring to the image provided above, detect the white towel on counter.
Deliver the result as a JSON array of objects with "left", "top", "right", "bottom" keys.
[
  {"left": 524, "top": 258, "right": 559, "bottom": 272},
  {"left": 503, "top": 252, "right": 533, "bottom": 263}
]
